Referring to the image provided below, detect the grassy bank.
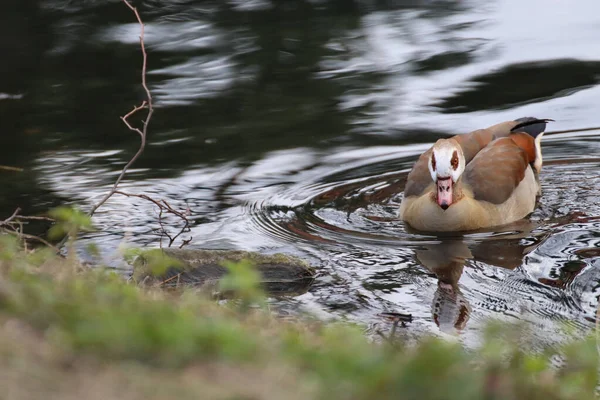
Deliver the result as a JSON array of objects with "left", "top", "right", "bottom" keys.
[{"left": 0, "top": 235, "right": 598, "bottom": 400}]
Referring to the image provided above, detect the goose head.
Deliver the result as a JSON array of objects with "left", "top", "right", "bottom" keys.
[{"left": 428, "top": 139, "right": 466, "bottom": 210}]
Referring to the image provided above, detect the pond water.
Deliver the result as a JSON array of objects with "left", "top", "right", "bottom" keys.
[{"left": 1, "top": 0, "right": 600, "bottom": 346}]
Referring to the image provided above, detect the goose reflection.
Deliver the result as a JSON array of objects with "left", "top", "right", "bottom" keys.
[{"left": 414, "top": 221, "right": 541, "bottom": 334}]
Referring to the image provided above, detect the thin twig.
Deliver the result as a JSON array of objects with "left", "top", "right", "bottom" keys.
[
  {"left": 121, "top": 101, "right": 147, "bottom": 136},
  {"left": 80, "top": 1, "right": 191, "bottom": 249},
  {"left": 88, "top": 0, "right": 153, "bottom": 217},
  {"left": 1, "top": 210, "right": 57, "bottom": 252},
  {"left": 14, "top": 215, "right": 55, "bottom": 222},
  {"left": 114, "top": 191, "right": 188, "bottom": 220},
  {"left": 0, "top": 208, "right": 21, "bottom": 227},
  {"left": 158, "top": 272, "right": 183, "bottom": 287},
  {"left": 158, "top": 208, "right": 165, "bottom": 249},
  {"left": 1, "top": 227, "right": 59, "bottom": 252},
  {"left": 179, "top": 237, "right": 193, "bottom": 249},
  {"left": 114, "top": 190, "right": 191, "bottom": 248},
  {"left": 1, "top": 209, "right": 56, "bottom": 248},
  {"left": 15, "top": 233, "right": 60, "bottom": 252},
  {"left": 0, "top": 165, "right": 24, "bottom": 172},
  {"left": 169, "top": 223, "right": 189, "bottom": 247}
]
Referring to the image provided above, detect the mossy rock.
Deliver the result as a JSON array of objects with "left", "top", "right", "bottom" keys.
[{"left": 133, "top": 248, "right": 316, "bottom": 296}]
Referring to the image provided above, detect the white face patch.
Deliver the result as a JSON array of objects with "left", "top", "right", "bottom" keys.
[{"left": 428, "top": 139, "right": 465, "bottom": 183}]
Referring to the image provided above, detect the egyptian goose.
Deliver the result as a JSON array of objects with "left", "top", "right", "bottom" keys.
[{"left": 400, "top": 117, "right": 551, "bottom": 232}]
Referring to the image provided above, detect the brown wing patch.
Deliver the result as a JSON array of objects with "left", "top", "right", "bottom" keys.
[
  {"left": 404, "top": 148, "right": 433, "bottom": 197},
  {"left": 451, "top": 120, "right": 521, "bottom": 163},
  {"left": 508, "top": 132, "right": 536, "bottom": 164},
  {"left": 462, "top": 137, "right": 529, "bottom": 204}
]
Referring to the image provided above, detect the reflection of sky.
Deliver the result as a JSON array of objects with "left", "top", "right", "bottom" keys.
[
  {"left": 227, "top": 0, "right": 272, "bottom": 12},
  {"left": 99, "top": 21, "right": 241, "bottom": 106},
  {"left": 321, "top": 0, "right": 600, "bottom": 133},
  {"left": 92, "top": 0, "right": 600, "bottom": 130},
  {"left": 101, "top": 21, "right": 222, "bottom": 51},
  {"left": 31, "top": 0, "right": 600, "bottom": 347},
  {"left": 100, "top": 20, "right": 261, "bottom": 106},
  {"left": 151, "top": 56, "right": 237, "bottom": 106}
]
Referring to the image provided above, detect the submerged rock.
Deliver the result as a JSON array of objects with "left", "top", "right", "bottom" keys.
[{"left": 133, "top": 248, "right": 316, "bottom": 296}]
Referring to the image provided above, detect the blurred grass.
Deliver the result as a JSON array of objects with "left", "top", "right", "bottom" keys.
[{"left": 0, "top": 234, "right": 598, "bottom": 400}]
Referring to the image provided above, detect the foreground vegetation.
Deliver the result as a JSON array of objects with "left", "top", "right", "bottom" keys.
[{"left": 0, "top": 234, "right": 598, "bottom": 400}]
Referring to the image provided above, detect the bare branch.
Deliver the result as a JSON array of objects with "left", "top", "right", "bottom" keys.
[
  {"left": 0, "top": 165, "right": 24, "bottom": 172},
  {"left": 1, "top": 208, "right": 59, "bottom": 252},
  {"left": 158, "top": 272, "right": 183, "bottom": 287},
  {"left": 13, "top": 215, "right": 55, "bottom": 222},
  {"left": 121, "top": 101, "right": 147, "bottom": 136},
  {"left": 77, "top": 1, "right": 193, "bottom": 250},
  {"left": 88, "top": 0, "right": 153, "bottom": 217},
  {"left": 0, "top": 207, "right": 21, "bottom": 227},
  {"left": 122, "top": 0, "right": 153, "bottom": 110},
  {"left": 5, "top": 231, "right": 60, "bottom": 252},
  {"left": 114, "top": 191, "right": 191, "bottom": 248},
  {"left": 179, "top": 237, "right": 192, "bottom": 249}
]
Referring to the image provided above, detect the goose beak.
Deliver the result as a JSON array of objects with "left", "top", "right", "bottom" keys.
[{"left": 436, "top": 178, "right": 453, "bottom": 210}]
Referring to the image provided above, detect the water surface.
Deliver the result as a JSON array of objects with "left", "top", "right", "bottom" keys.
[{"left": 1, "top": 0, "right": 600, "bottom": 345}]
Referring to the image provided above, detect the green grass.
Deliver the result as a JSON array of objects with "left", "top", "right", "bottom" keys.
[{"left": 0, "top": 234, "right": 598, "bottom": 400}]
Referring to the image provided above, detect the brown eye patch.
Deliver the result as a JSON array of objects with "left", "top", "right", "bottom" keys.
[
  {"left": 431, "top": 153, "right": 436, "bottom": 170},
  {"left": 451, "top": 150, "right": 459, "bottom": 170}
]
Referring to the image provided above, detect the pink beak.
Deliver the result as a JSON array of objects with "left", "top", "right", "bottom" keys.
[{"left": 436, "top": 178, "right": 453, "bottom": 210}]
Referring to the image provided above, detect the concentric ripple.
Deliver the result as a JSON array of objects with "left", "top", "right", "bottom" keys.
[{"left": 247, "top": 131, "right": 600, "bottom": 344}]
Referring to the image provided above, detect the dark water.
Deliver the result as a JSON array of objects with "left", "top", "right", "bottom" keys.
[{"left": 2, "top": 0, "right": 600, "bottom": 345}]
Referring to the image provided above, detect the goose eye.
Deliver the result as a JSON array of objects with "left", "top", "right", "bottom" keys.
[
  {"left": 451, "top": 150, "right": 459, "bottom": 170},
  {"left": 431, "top": 153, "right": 436, "bottom": 171}
]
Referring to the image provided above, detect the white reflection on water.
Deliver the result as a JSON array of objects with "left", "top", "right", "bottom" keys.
[
  {"left": 321, "top": 0, "right": 600, "bottom": 133},
  {"left": 31, "top": 0, "right": 600, "bottom": 348}
]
